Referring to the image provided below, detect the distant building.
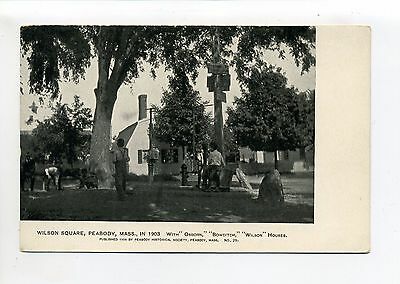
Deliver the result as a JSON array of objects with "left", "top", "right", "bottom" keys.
[
  {"left": 116, "top": 94, "right": 185, "bottom": 176},
  {"left": 238, "top": 146, "right": 314, "bottom": 173}
]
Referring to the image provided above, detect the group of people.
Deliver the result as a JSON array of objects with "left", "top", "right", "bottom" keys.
[
  {"left": 20, "top": 139, "right": 226, "bottom": 199},
  {"left": 19, "top": 137, "right": 130, "bottom": 197},
  {"left": 196, "top": 142, "right": 226, "bottom": 192},
  {"left": 20, "top": 153, "right": 62, "bottom": 192},
  {"left": 110, "top": 139, "right": 227, "bottom": 200}
]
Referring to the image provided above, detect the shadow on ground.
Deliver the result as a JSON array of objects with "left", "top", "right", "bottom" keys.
[{"left": 21, "top": 174, "right": 314, "bottom": 223}]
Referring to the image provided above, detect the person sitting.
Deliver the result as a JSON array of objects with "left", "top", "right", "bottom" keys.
[{"left": 79, "top": 168, "right": 99, "bottom": 190}]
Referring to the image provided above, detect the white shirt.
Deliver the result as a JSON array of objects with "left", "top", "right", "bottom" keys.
[
  {"left": 208, "top": 150, "right": 225, "bottom": 166},
  {"left": 45, "top": 167, "right": 59, "bottom": 178}
]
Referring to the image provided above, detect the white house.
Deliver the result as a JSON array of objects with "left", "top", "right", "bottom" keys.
[
  {"left": 116, "top": 94, "right": 185, "bottom": 176},
  {"left": 116, "top": 94, "right": 314, "bottom": 176}
]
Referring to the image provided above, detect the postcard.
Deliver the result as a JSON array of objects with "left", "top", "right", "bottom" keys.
[{"left": 19, "top": 25, "right": 370, "bottom": 252}]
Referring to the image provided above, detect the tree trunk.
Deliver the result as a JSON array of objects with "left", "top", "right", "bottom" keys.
[
  {"left": 274, "top": 150, "right": 279, "bottom": 170},
  {"left": 89, "top": 32, "right": 121, "bottom": 189},
  {"left": 88, "top": 27, "right": 142, "bottom": 188},
  {"left": 89, "top": 86, "right": 117, "bottom": 189}
]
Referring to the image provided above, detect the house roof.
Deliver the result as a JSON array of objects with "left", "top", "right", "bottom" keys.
[{"left": 117, "top": 122, "right": 138, "bottom": 147}]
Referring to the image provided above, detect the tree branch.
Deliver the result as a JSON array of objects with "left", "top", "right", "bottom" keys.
[{"left": 108, "top": 27, "right": 132, "bottom": 87}]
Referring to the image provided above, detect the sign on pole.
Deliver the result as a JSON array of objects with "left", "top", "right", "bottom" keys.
[
  {"left": 207, "top": 74, "right": 230, "bottom": 92},
  {"left": 207, "top": 74, "right": 216, "bottom": 92},
  {"left": 207, "top": 63, "right": 229, "bottom": 75},
  {"left": 220, "top": 74, "right": 230, "bottom": 91}
]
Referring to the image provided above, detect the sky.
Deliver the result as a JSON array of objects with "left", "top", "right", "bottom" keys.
[{"left": 20, "top": 45, "right": 315, "bottom": 136}]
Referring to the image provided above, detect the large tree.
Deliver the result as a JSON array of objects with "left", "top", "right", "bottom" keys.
[
  {"left": 21, "top": 25, "right": 315, "bottom": 187},
  {"left": 32, "top": 95, "right": 92, "bottom": 167},
  {"left": 226, "top": 63, "right": 306, "bottom": 169},
  {"left": 21, "top": 26, "right": 161, "bottom": 186},
  {"left": 153, "top": 69, "right": 212, "bottom": 157}
]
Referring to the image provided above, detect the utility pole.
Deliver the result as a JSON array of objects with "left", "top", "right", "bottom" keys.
[
  {"left": 207, "top": 27, "right": 230, "bottom": 158},
  {"left": 148, "top": 107, "right": 155, "bottom": 185},
  {"left": 213, "top": 27, "right": 224, "bottom": 157}
]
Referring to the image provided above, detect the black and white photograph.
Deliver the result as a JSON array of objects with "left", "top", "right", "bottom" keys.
[
  {"left": 8, "top": 0, "right": 400, "bottom": 281},
  {"left": 19, "top": 25, "right": 316, "bottom": 223},
  {"left": 4, "top": 0, "right": 392, "bottom": 281}
]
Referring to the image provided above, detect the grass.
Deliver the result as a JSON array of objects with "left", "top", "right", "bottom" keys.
[{"left": 20, "top": 175, "right": 314, "bottom": 223}]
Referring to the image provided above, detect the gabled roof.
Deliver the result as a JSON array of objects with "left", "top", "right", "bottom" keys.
[{"left": 117, "top": 122, "right": 138, "bottom": 147}]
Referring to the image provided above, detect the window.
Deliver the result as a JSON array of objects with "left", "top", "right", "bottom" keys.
[
  {"left": 277, "top": 150, "right": 289, "bottom": 161},
  {"left": 138, "top": 150, "right": 143, "bottom": 164},
  {"left": 284, "top": 150, "right": 289, "bottom": 160},
  {"left": 160, "top": 148, "right": 179, "bottom": 164},
  {"left": 138, "top": 150, "right": 149, "bottom": 164}
]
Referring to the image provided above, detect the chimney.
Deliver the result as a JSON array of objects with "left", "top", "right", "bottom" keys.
[{"left": 138, "top": 94, "right": 147, "bottom": 121}]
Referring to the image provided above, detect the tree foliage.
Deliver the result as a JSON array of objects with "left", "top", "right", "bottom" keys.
[
  {"left": 20, "top": 25, "right": 315, "bottom": 95},
  {"left": 235, "top": 26, "right": 315, "bottom": 85},
  {"left": 226, "top": 63, "right": 308, "bottom": 153},
  {"left": 153, "top": 70, "right": 212, "bottom": 153},
  {"left": 21, "top": 25, "right": 315, "bottom": 183},
  {"left": 149, "top": 26, "right": 239, "bottom": 81},
  {"left": 32, "top": 95, "right": 93, "bottom": 166},
  {"left": 296, "top": 89, "right": 315, "bottom": 147},
  {"left": 21, "top": 26, "right": 92, "bottom": 97}
]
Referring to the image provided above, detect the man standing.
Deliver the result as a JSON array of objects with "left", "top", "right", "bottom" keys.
[
  {"left": 207, "top": 142, "right": 225, "bottom": 191},
  {"left": 112, "top": 138, "right": 130, "bottom": 201},
  {"left": 21, "top": 153, "right": 36, "bottom": 192}
]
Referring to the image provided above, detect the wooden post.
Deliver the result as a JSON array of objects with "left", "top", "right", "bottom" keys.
[{"left": 212, "top": 27, "right": 225, "bottom": 158}]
